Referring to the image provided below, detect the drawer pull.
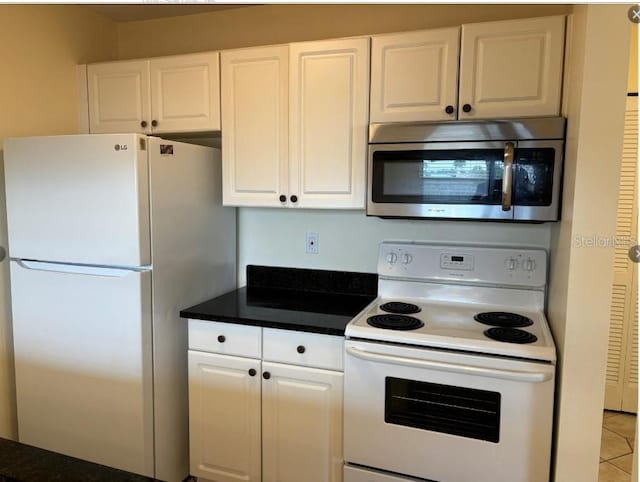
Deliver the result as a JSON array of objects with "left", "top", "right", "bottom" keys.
[
  {"left": 248, "top": 368, "right": 256, "bottom": 377},
  {"left": 217, "top": 335, "right": 226, "bottom": 343},
  {"left": 296, "top": 345, "right": 306, "bottom": 354},
  {"left": 263, "top": 371, "right": 271, "bottom": 380}
]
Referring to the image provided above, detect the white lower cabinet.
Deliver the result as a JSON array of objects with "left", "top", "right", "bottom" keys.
[
  {"left": 188, "top": 322, "right": 344, "bottom": 482},
  {"left": 188, "top": 351, "right": 262, "bottom": 482},
  {"left": 262, "top": 362, "right": 343, "bottom": 482}
]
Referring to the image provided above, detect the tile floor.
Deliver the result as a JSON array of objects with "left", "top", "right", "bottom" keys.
[{"left": 599, "top": 410, "right": 636, "bottom": 482}]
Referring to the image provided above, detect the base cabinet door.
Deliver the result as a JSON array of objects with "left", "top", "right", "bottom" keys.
[
  {"left": 188, "top": 351, "right": 261, "bottom": 482},
  {"left": 261, "top": 362, "right": 343, "bottom": 482}
]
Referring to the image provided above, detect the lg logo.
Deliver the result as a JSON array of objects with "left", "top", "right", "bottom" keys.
[{"left": 114, "top": 144, "right": 128, "bottom": 151}]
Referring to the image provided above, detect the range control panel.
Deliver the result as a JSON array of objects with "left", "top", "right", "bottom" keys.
[{"left": 378, "top": 242, "right": 547, "bottom": 288}]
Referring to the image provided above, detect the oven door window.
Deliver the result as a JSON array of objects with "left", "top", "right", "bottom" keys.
[
  {"left": 371, "top": 149, "right": 505, "bottom": 205},
  {"left": 385, "top": 377, "right": 501, "bottom": 443},
  {"left": 513, "top": 147, "right": 556, "bottom": 206}
]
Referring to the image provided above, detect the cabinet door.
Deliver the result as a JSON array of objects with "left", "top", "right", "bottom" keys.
[
  {"left": 289, "top": 38, "right": 369, "bottom": 209},
  {"left": 88, "top": 60, "right": 151, "bottom": 134},
  {"left": 150, "top": 52, "right": 221, "bottom": 134},
  {"left": 370, "top": 27, "right": 460, "bottom": 122},
  {"left": 188, "top": 351, "right": 261, "bottom": 482},
  {"left": 459, "top": 15, "right": 565, "bottom": 119},
  {"left": 221, "top": 46, "right": 289, "bottom": 207},
  {"left": 262, "top": 362, "right": 343, "bottom": 482}
]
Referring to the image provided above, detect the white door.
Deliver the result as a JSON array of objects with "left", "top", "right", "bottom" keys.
[
  {"left": 289, "top": 38, "right": 369, "bottom": 209},
  {"left": 221, "top": 46, "right": 289, "bottom": 207},
  {"left": 188, "top": 351, "right": 261, "bottom": 482},
  {"left": 605, "top": 96, "right": 638, "bottom": 413},
  {"left": 10, "top": 260, "right": 153, "bottom": 476},
  {"left": 262, "top": 361, "right": 343, "bottom": 482},
  {"left": 4, "top": 134, "right": 150, "bottom": 266},
  {"left": 150, "top": 52, "right": 221, "bottom": 134},
  {"left": 459, "top": 15, "right": 565, "bottom": 119},
  {"left": 88, "top": 60, "right": 151, "bottom": 134},
  {"left": 370, "top": 27, "right": 460, "bottom": 122}
]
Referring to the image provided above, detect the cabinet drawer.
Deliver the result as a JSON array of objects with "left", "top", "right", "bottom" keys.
[
  {"left": 263, "top": 328, "right": 343, "bottom": 371},
  {"left": 188, "top": 319, "right": 261, "bottom": 358}
]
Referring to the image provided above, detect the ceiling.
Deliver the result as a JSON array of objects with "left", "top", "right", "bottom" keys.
[{"left": 87, "top": 4, "right": 256, "bottom": 23}]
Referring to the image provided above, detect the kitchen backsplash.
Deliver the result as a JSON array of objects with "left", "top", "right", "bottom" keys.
[{"left": 237, "top": 208, "right": 551, "bottom": 285}]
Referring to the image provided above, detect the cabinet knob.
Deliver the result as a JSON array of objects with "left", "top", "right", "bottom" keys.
[
  {"left": 217, "top": 335, "right": 226, "bottom": 343},
  {"left": 290, "top": 195, "right": 298, "bottom": 203},
  {"left": 296, "top": 345, "right": 306, "bottom": 354},
  {"left": 151, "top": 120, "right": 158, "bottom": 127},
  {"left": 445, "top": 105, "right": 455, "bottom": 114},
  {"left": 462, "top": 104, "right": 472, "bottom": 113},
  {"left": 141, "top": 120, "right": 148, "bottom": 128},
  {"left": 248, "top": 368, "right": 257, "bottom": 377},
  {"left": 263, "top": 371, "right": 271, "bottom": 380},
  {"left": 279, "top": 195, "right": 286, "bottom": 203}
]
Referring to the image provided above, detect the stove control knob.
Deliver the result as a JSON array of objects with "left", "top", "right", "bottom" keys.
[
  {"left": 507, "top": 258, "right": 517, "bottom": 271},
  {"left": 386, "top": 252, "right": 398, "bottom": 264},
  {"left": 401, "top": 253, "right": 413, "bottom": 265},
  {"left": 525, "top": 259, "right": 536, "bottom": 271}
]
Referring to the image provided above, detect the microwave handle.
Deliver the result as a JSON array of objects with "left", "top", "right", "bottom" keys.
[
  {"left": 502, "top": 142, "right": 515, "bottom": 211},
  {"left": 345, "top": 345, "right": 553, "bottom": 383}
]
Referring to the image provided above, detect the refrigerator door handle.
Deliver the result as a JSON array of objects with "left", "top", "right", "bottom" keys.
[{"left": 13, "top": 259, "right": 147, "bottom": 278}]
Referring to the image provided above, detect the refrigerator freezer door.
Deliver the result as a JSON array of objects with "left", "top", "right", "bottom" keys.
[
  {"left": 4, "top": 134, "right": 150, "bottom": 266},
  {"left": 10, "top": 260, "right": 154, "bottom": 477}
]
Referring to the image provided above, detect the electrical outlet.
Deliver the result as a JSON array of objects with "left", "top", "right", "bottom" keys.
[{"left": 306, "top": 232, "right": 319, "bottom": 254}]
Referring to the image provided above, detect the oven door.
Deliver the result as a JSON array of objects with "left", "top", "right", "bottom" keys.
[{"left": 343, "top": 339, "right": 555, "bottom": 482}]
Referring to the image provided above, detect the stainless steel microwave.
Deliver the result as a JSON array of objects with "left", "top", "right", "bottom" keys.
[{"left": 367, "top": 118, "right": 566, "bottom": 222}]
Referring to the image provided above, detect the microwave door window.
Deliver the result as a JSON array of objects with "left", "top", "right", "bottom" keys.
[
  {"left": 372, "top": 149, "right": 505, "bottom": 205},
  {"left": 513, "top": 148, "right": 555, "bottom": 206}
]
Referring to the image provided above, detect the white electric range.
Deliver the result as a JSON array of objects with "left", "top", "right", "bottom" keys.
[{"left": 343, "top": 242, "right": 556, "bottom": 482}]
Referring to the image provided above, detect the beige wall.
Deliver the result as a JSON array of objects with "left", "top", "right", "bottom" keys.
[
  {"left": 0, "top": 4, "right": 118, "bottom": 439},
  {"left": 117, "top": 4, "right": 571, "bottom": 59},
  {"left": 237, "top": 209, "right": 550, "bottom": 286},
  {"left": 547, "top": 5, "right": 631, "bottom": 482}
]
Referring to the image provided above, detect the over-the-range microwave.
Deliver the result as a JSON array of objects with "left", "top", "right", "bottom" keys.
[{"left": 367, "top": 117, "right": 566, "bottom": 222}]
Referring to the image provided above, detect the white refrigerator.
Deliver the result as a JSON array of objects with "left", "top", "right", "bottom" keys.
[{"left": 4, "top": 134, "right": 236, "bottom": 481}]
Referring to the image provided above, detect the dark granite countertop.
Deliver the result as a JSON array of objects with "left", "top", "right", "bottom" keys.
[
  {"left": 180, "top": 265, "right": 377, "bottom": 335},
  {"left": 0, "top": 438, "right": 158, "bottom": 482}
]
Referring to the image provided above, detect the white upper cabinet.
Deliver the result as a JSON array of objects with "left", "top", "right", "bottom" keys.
[
  {"left": 370, "top": 27, "right": 460, "bottom": 122},
  {"left": 88, "top": 52, "right": 220, "bottom": 134},
  {"left": 289, "top": 38, "right": 370, "bottom": 209},
  {"left": 221, "top": 46, "right": 289, "bottom": 207},
  {"left": 222, "top": 38, "right": 369, "bottom": 209},
  {"left": 459, "top": 16, "right": 565, "bottom": 119},
  {"left": 88, "top": 60, "right": 151, "bottom": 134},
  {"left": 150, "top": 52, "right": 221, "bottom": 133},
  {"left": 369, "top": 16, "right": 565, "bottom": 122}
]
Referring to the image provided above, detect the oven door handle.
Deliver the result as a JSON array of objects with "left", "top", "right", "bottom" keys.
[{"left": 345, "top": 346, "right": 553, "bottom": 383}]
